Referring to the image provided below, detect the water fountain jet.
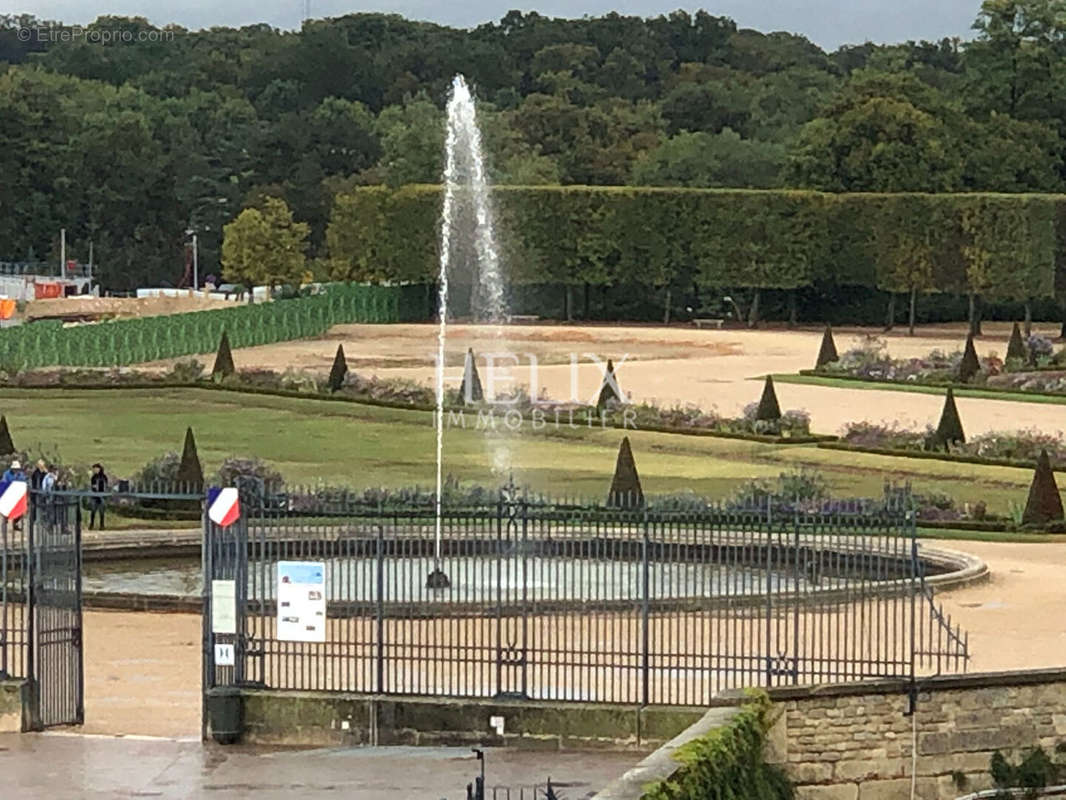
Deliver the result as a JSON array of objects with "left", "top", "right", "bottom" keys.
[{"left": 428, "top": 75, "right": 506, "bottom": 590}]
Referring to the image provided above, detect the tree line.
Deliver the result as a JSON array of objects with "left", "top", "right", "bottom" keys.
[
  {"left": 3, "top": 2, "right": 1066, "bottom": 290},
  {"left": 326, "top": 186, "right": 1064, "bottom": 331}
]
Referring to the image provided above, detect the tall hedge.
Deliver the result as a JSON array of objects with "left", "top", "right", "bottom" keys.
[{"left": 328, "top": 187, "right": 1064, "bottom": 318}]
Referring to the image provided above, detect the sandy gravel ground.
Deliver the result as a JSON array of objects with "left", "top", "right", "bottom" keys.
[
  {"left": 161, "top": 321, "right": 1066, "bottom": 438},
  {"left": 930, "top": 540, "right": 1066, "bottom": 674}
]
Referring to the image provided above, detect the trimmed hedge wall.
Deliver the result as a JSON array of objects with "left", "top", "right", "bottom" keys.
[
  {"left": 328, "top": 186, "right": 1066, "bottom": 322},
  {"left": 1, "top": 283, "right": 429, "bottom": 368}
]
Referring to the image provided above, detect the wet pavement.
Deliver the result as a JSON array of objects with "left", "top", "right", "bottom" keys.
[{"left": 0, "top": 732, "right": 637, "bottom": 799}]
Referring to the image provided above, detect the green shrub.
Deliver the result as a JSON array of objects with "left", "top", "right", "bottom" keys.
[
  {"left": 137, "top": 452, "right": 181, "bottom": 486},
  {"left": 167, "top": 359, "right": 205, "bottom": 382},
  {"left": 643, "top": 691, "right": 792, "bottom": 800},
  {"left": 990, "top": 746, "right": 1063, "bottom": 796},
  {"left": 217, "top": 457, "right": 284, "bottom": 493}
]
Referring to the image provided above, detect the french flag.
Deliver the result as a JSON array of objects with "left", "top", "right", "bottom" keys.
[
  {"left": 0, "top": 480, "right": 28, "bottom": 522},
  {"left": 207, "top": 487, "right": 240, "bottom": 528}
]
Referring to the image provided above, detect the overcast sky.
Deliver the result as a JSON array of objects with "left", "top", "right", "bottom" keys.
[{"left": 3, "top": 0, "right": 980, "bottom": 50}]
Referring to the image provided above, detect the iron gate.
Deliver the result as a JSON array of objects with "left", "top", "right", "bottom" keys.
[{"left": 28, "top": 493, "right": 84, "bottom": 728}]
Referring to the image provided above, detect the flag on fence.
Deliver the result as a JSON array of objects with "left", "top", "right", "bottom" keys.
[
  {"left": 0, "top": 480, "right": 28, "bottom": 521},
  {"left": 207, "top": 487, "right": 240, "bottom": 528}
]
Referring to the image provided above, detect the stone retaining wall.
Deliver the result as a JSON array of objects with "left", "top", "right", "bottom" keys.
[
  {"left": 766, "top": 669, "right": 1066, "bottom": 800},
  {"left": 238, "top": 690, "right": 704, "bottom": 751}
]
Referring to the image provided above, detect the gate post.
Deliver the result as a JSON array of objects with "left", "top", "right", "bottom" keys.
[
  {"left": 375, "top": 521, "right": 384, "bottom": 694},
  {"left": 25, "top": 497, "right": 38, "bottom": 730},
  {"left": 73, "top": 499, "right": 84, "bottom": 725},
  {"left": 200, "top": 496, "right": 212, "bottom": 741},
  {"left": 494, "top": 477, "right": 527, "bottom": 700}
]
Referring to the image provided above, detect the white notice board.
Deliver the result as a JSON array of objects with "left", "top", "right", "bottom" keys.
[
  {"left": 277, "top": 561, "right": 326, "bottom": 642},
  {"left": 211, "top": 579, "right": 236, "bottom": 634}
]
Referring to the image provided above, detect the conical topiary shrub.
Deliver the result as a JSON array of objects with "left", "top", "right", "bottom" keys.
[
  {"left": 0, "top": 415, "right": 15, "bottom": 457},
  {"left": 932, "top": 388, "right": 965, "bottom": 451},
  {"left": 328, "top": 344, "right": 349, "bottom": 392},
  {"left": 458, "top": 348, "right": 484, "bottom": 404},
  {"left": 176, "top": 426, "right": 204, "bottom": 490},
  {"left": 754, "top": 376, "right": 782, "bottom": 422},
  {"left": 1022, "top": 449, "right": 1065, "bottom": 526},
  {"left": 607, "top": 436, "right": 644, "bottom": 508},
  {"left": 596, "top": 359, "right": 624, "bottom": 409},
  {"left": 815, "top": 324, "right": 839, "bottom": 369},
  {"left": 958, "top": 334, "right": 980, "bottom": 382},
  {"left": 1006, "top": 322, "right": 1026, "bottom": 362},
  {"left": 212, "top": 331, "right": 235, "bottom": 379}
]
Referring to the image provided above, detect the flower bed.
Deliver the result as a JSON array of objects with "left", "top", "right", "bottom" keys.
[
  {"left": 837, "top": 421, "right": 1066, "bottom": 467},
  {"left": 818, "top": 335, "right": 1005, "bottom": 384},
  {"left": 813, "top": 335, "right": 1066, "bottom": 397}
]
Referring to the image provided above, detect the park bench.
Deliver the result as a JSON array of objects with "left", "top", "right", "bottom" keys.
[{"left": 692, "top": 318, "right": 725, "bottom": 329}]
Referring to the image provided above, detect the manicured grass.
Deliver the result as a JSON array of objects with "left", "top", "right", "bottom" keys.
[
  {"left": 771, "top": 373, "right": 1066, "bottom": 406},
  {"left": 0, "top": 387, "right": 1041, "bottom": 514},
  {"left": 916, "top": 527, "right": 1062, "bottom": 544}
]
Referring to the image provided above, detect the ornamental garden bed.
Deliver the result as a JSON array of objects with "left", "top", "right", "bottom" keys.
[
  {"left": 821, "top": 422, "right": 1066, "bottom": 471},
  {"left": 803, "top": 327, "right": 1066, "bottom": 400}
]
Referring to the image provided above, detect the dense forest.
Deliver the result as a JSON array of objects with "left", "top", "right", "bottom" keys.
[{"left": 2, "top": 2, "right": 1066, "bottom": 295}]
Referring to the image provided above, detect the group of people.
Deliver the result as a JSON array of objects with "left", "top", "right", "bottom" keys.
[
  {"left": 1, "top": 459, "right": 109, "bottom": 529},
  {"left": 2, "top": 458, "right": 56, "bottom": 491}
]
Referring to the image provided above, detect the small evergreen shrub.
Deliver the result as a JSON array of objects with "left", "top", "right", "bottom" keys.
[
  {"left": 327, "top": 344, "right": 349, "bottom": 393},
  {"left": 0, "top": 415, "right": 15, "bottom": 456},
  {"left": 212, "top": 331, "right": 236, "bottom": 378},
  {"left": 1022, "top": 449, "right": 1065, "bottom": 526},
  {"left": 815, "top": 324, "right": 839, "bottom": 369},
  {"left": 596, "top": 358, "right": 624, "bottom": 409},
  {"left": 176, "top": 427, "right": 204, "bottom": 489},
  {"left": 607, "top": 436, "right": 643, "bottom": 508},
  {"left": 958, "top": 334, "right": 981, "bottom": 382}
]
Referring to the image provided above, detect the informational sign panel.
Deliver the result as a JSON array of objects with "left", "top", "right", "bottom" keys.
[
  {"left": 211, "top": 579, "right": 236, "bottom": 634},
  {"left": 214, "top": 642, "right": 235, "bottom": 667},
  {"left": 277, "top": 561, "right": 326, "bottom": 643}
]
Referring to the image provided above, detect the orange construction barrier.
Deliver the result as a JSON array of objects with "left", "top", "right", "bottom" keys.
[{"left": 34, "top": 282, "right": 62, "bottom": 299}]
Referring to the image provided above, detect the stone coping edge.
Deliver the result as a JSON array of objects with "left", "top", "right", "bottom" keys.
[{"left": 588, "top": 706, "right": 740, "bottom": 800}]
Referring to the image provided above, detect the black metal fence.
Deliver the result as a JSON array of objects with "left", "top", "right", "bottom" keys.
[{"left": 203, "top": 484, "right": 969, "bottom": 707}]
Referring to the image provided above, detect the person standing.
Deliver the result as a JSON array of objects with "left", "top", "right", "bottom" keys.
[
  {"left": 89, "top": 463, "right": 108, "bottom": 530},
  {"left": 42, "top": 464, "right": 57, "bottom": 494},
  {"left": 2, "top": 459, "right": 24, "bottom": 483},
  {"left": 30, "top": 460, "right": 46, "bottom": 491},
  {"left": 40, "top": 463, "right": 58, "bottom": 525}
]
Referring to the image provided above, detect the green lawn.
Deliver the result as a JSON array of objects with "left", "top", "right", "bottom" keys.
[
  {"left": 0, "top": 387, "right": 1040, "bottom": 514},
  {"left": 771, "top": 372, "right": 1066, "bottom": 406}
]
